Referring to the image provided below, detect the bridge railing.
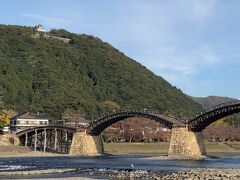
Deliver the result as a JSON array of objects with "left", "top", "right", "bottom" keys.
[
  {"left": 89, "top": 109, "right": 166, "bottom": 123},
  {"left": 88, "top": 109, "right": 186, "bottom": 126}
]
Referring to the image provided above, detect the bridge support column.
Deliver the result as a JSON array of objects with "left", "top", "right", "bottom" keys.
[
  {"left": 25, "top": 133, "right": 28, "bottom": 147},
  {"left": 54, "top": 129, "right": 57, "bottom": 151},
  {"left": 168, "top": 126, "right": 206, "bottom": 159},
  {"left": 34, "top": 130, "right": 38, "bottom": 151},
  {"left": 13, "top": 136, "right": 20, "bottom": 145},
  {"left": 65, "top": 130, "right": 68, "bottom": 153},
  {"left": 43, "top": 129, "right": 47, "bottom": 153},
  {"left": 69, "top": 131, "right": 104, "bottom": 156}
]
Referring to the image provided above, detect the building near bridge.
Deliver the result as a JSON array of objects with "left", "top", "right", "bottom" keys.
[{"left": 10, "top": 112, "right": 49, "bottom": 132}]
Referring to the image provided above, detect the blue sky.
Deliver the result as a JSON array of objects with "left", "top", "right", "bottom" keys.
[{"left": 1, "top": 0, "right": 240, "bottom": 99}]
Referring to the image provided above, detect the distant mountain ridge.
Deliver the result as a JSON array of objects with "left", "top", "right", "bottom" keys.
[{"left": 192, "top": 96, "right": 238, "bottom": 109}]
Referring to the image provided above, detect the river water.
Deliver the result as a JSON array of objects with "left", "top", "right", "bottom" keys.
[{"left": 0, "top": 155, "right": 239, "bottom": 179}]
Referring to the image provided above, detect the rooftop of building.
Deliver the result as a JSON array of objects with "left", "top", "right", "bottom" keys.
[{"left": 11, "top": 112, "right": 48, "bottom": 120}]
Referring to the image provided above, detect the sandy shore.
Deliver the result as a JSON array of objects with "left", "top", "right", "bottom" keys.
[
  {"left": 1, "top": 146, "right": 239, "bottom": 158},
  {"left": 0, "top": 151, "right": 68, "bottom": 157},
  {"left": 0, "top": 145, "right": 69, "bottom": 157},
  {"left": 0, "top": 152, "right": 67, "bottom": 157}
]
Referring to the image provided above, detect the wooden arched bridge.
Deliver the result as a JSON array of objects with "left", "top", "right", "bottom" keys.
[
  {"left": 87, "top": 110, "right": 180, "bottom": 135},
  {"left": 13, "top": 100, "right": 240, "bottom": 159},
  {"left": 15, "top": 126, "right": 76, "bottom": 153},
  {"left": 188, "top": 100, "right": 240, "bottom": 131}
]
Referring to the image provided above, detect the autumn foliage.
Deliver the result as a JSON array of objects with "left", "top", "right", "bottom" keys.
[
  {"left": 102, "top": 118, "right": 171, "bottom": 143},
  {"left": 203, "top": 123, "right": 240, "bottom": 142},
  {"left": 102, "top": 118, "right": 240, "bottom": 143}
]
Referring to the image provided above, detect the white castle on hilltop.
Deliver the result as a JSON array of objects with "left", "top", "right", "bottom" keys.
[
  {"left": 34, "top": 24, "right": 45, "bottom": 32},
  {"left": 32, "top": 24, "right": 70, "bottom": 43}
]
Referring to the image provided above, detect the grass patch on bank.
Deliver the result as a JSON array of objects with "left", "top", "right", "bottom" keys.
[
  {"left": 225, "top": 142, "right": 240, "bottom": 150},
  {"left": 104, "top": 142, "right": 240, "bottom": 154},
  {"left": 205, "top": 142, "right": 231, "bottom": 152},
  {"left": 104, "top": 142, "right": 169, "bottom": 154}
]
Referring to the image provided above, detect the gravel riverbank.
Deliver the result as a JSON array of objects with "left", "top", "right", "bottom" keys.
[{"left": 0, "top": 167, "right": 239, "bottom": 179}]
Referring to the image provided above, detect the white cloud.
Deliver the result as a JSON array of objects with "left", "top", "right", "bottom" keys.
[
  {"left": 190, "top": 0, "right": 218, "bottom": 19},
  {"left": 100, "top": 1, "right": 221, "bottom": 96},
  {"left": 131, "top": 44, "right": 220, "bottom": 97},
  {"left": 138, "top": 45, "right": 219, "bottom": 76},
  {"left": 94, "top": 1, "right": 220, "bottom": 71},
  {"left": 201, "top": 46, "right": 219, "bottom": 64}
]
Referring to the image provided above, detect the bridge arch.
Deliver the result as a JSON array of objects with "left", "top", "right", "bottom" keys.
[
  {"left": 87, "top": 110, "right": 177, "bottom": 136},
  {"left": 188, "top": 101, "right": 240, "bottom": 132}
]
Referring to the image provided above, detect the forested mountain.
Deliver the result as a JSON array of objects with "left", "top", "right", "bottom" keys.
[
  {"left": 192, "top": 96, "right": 237, "bottom": 109},
  {"left": 0, "top": 25, "right": 202, "bottom": 119}
]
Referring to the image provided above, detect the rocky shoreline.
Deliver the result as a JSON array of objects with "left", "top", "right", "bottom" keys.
[{"left": 0, "top": 167, "right": 240, "bottom": 179}]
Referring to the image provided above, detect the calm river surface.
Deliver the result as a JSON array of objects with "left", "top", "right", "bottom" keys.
[{"left": 0, "top": 155, "right": 239, "bottom": 179}]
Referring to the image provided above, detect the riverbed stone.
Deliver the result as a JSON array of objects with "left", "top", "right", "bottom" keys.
[{"left": 0, "top": 166, "right": 240, "bottom": 179}]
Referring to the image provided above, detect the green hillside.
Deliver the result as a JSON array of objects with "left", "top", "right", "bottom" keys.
[{"left": 0, "top": 25, "right": 202, "bottom": 119}]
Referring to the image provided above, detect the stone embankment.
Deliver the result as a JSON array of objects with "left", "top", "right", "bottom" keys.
[{"left": 32, "top": 33, "right": 71, "bottom": 43}]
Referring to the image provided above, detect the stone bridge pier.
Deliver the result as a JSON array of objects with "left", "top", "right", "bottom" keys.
[
  {"left": 168, "top": 126, "right": 206, "bottom": 159},
  {"left": 69, "top": 131, "right": 104, "bottom": 156},
  {"left": 69, "top": 127, "right": 207, "bottom": 159}
]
